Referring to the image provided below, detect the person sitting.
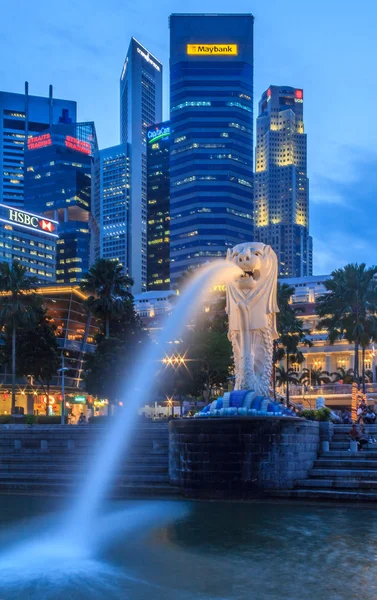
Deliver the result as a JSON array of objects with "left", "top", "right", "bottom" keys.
[
  {"left": 342, "top": 409, "right": 352, "bottom": 425},
  {"left": 364, "top": 406, "right": 376, "bottom": 424},
  {"left": 359, "top": 424, "right": 370, "bottom": 447},
  {"left": 349, "top": 424, "right": 368, "bottom": 451}
]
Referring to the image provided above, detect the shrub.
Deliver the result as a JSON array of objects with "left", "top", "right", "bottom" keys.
[
  {"left": 299, "top": 407, "right": 332, "bottom": 422},
  {"left": 316, "top": 407, "right": 332, "bottom": 422},
  {"left": 25, "top": 414, "right": 38, "bottom": 425},
  {"left": 299, "top": 409, "right": 316, "bottom": 421},
  {"left": 0, "top": 415, "right": 11, "bottom": 424}
]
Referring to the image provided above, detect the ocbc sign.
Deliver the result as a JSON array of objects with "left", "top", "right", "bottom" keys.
[{"left": 147, "top": 126, "right": 170, "bottom": 141}]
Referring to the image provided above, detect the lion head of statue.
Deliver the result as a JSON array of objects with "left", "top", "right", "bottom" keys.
[
  {"left": 226, "top": 242, "right": 279, "bottom": 334},
  {"left": 226, "top": 242, "right": 277, "bottom": 291}
]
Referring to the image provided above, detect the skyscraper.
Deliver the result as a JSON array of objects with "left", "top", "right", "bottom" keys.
[
  {"left": 169, "top": 14, "right": 254, "bottom": 285},
  {"left": 24, "top": 121, "right": 98, "bottom": 283},
  {"left": 91, "top": 143, "right": 131, "bottom": 271},
  {"left": 147, "top": 121, "right": 170, "bottom": 291},
  {"left": 0, "top": 83, "right": 76, "bottom": 208},
  {"left": 254, "top": 86, "right": 312, "bottom": 277},
  {"left": 120, "top": 38, "right": 163, "bottom": 293}
]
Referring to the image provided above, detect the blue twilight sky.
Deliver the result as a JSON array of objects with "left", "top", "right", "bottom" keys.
[{"left": 1, "top": 0, "right": 376, "bottom": 275}]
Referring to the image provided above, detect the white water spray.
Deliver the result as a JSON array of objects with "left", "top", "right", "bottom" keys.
[
  {"left": 0, "top": 259, "right": 241, "bottom": 589},
  {"left": 74, "top": 259, "right": 241, "bottom": 527}
]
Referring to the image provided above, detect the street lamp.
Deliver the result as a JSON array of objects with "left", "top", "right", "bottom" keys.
[
  {"left": 166, "top": 396, "right": 174, "bottom": 418},
  {"left": 58, "top": 354, "right": 69, "bottom": 425}
]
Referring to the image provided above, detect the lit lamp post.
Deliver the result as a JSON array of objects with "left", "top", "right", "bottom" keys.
[
  {"left": 58, "top": 355, "right": 69, "bottom": 425},
  {"left": 161, "top": 353, "right": 187, "bottom": 417},
  {"left": 167, "top": 396, "right": 174, "bottom": 418}
]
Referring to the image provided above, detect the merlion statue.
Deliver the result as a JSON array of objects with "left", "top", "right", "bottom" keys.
[
  {"left": 226, "top": 242, "right": 279, "bottom": 396},
  {"left": 196, "top": 244, "right": 294, "bottom": 418}
]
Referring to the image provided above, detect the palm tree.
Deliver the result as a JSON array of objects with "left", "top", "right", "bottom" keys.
[
  {"left": 81, "top": 259, "right": 133, "bottom": 338},
  {"left": 360, "top": 325, "right": 376, "bottom": 392},
  {"left": 331, "top": 367, "right": 354, "bottom": 384},
  {"left": 275, "top": 283, "right": 312, "bottom": 404},
  {"left": 365, "top": 369, "right": 374, "bottom": 384},
  {"left": 272, "top": 343, "right": 285, "bottom": 401},
  {"left": 0, "top": 261, "right": 39, "bottom": 413},
  {"left": 299, "top": 368, "right": 331, "bottom": 387},
  {"left": 275, "top": 367, "right": 299, "bottom": 403},
  {"left": 317, "top": 263, "right": 377, "bottom": 387}
]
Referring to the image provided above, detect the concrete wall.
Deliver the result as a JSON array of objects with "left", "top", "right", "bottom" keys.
[{"left": 169, "top": 417, "right": 320, "bottom": 499}]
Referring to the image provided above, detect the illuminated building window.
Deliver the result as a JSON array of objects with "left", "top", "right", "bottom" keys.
[{"left": 171, "top": 101, "right": 211, "bottom": 112}]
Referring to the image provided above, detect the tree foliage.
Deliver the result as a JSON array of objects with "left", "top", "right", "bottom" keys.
[
  {"left": 299, "top": 368, "right": 331, "bottom": 386},
  {"left": 274, "top": 283, "right": 312, "bottom": 403},
  {"left": 275, "top": 367, "right": 299, "bottom": 388},
  {"left": 83, "top": 302, "right": 148, "bottom": 405},
  {"left": 331, "top": 367, "right": 354, "bottom": 385},
  {"left": 185, "top": 329, "right": 232, "bottom": 399},
  {"left": 81, "top": 258, "right": 133, "bottom": 338},
  {"left": 0, "top": 261, "right": 40, "bottom": 412},
  {"left": 0, "top": 306, "right": 61, "bottom": 414},
  {"left": 317, "top": 263, "right": 377, "bottom": 388},
  {"left": 156, "top": 309, "right": 232, "bottom": 402}
]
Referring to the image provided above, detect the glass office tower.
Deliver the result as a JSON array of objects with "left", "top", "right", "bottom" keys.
[
  {"left": 169, "top": 14, "right": 254, "bottom": 285},
  {"left": 0, "top": 83, "right": 76, "bottom": 208},
  {"left": 255, "top": 86, "right": 313, "bottom": 277},
  {"left": 120, "top": 38, "right": 163, "bottom": 293},
  {"left": 24, "top": 122, "right": 98, "bottom": 283},
  {"left": 91, "top": 143, "right": 131, "bottom": 271},
  {"left": 147, "top": 121, "right": 170, "bottom": 290}
]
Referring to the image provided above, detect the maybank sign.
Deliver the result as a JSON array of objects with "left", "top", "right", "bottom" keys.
[{"left": 187, "top": 44, "right": 238, "bottom": 56}]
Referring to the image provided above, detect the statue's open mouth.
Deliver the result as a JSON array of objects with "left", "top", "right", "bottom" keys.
[{"left": 239, "top": 269, "right": 261, "bottom": 281}]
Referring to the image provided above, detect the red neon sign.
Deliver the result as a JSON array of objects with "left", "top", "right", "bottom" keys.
[
  {"left": 65, "top": 136, "right": 91, "bottom": 155},
  {"left": 267, "top": 88, "right": 271, "bottom": 98},
  {"left": 295, "top": 89, "right": 303, "bottom": 99},
  {"left": 27, "top": 133, "right": 52, "bottom": 151},
  {"left": 39, "top": 219, "right": 55, "bottom": 232}
]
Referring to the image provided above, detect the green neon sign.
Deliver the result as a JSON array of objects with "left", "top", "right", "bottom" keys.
[
  {"left": 74, "top": 395, "right": 86, "bottom": 403},
  {"left": 148, "top": 126, "right": 170, "bottom": 144}
]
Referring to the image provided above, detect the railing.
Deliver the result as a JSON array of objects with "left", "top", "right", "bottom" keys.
[
  {"left": 0, "top": 375, "right": 83, "bottom": 390},
  {"left": 288, "top": 383, "right": 377, "bottom": 397}
]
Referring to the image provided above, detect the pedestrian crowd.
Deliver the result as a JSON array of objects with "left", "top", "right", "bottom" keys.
[
  {"left": 333, "top": 402, "right": 377, "bottom": 425},
  {"left": 356, "top": 401, "right": 377, "bottom": 424},
  {"left": 347, "top": 400, "right": 377, "bottom": 451},
  {"left": 333, "top": 408, "right": 353, "bottom": 424}
]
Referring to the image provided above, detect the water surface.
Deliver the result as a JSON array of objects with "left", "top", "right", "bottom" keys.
[{"left": 0, "top": 496, "right": 375, "bottom": 600}]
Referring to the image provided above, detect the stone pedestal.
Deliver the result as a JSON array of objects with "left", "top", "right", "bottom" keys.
[{"left": 169, "top": 417, "right": 319, "bottom": 499}]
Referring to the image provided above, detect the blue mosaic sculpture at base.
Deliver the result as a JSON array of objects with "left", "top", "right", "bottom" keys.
[{"left": 196, "top": 390, "right": 294, "bottom": 418}]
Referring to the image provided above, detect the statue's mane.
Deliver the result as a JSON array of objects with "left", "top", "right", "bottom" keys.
[{"left": 226, "top": 244, "right": 279, "bottom": 337}]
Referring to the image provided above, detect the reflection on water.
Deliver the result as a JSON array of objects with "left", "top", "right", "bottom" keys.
[{"left": 1, "top": 496, "right": 377, "bottom": 600}]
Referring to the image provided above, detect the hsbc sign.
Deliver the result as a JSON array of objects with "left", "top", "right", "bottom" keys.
[
  {"left": 7, "top": 209, "right": 56, "bottom": 234},
  {"left": 39, "top": 219, "right": 55, "bottom": 232}
]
